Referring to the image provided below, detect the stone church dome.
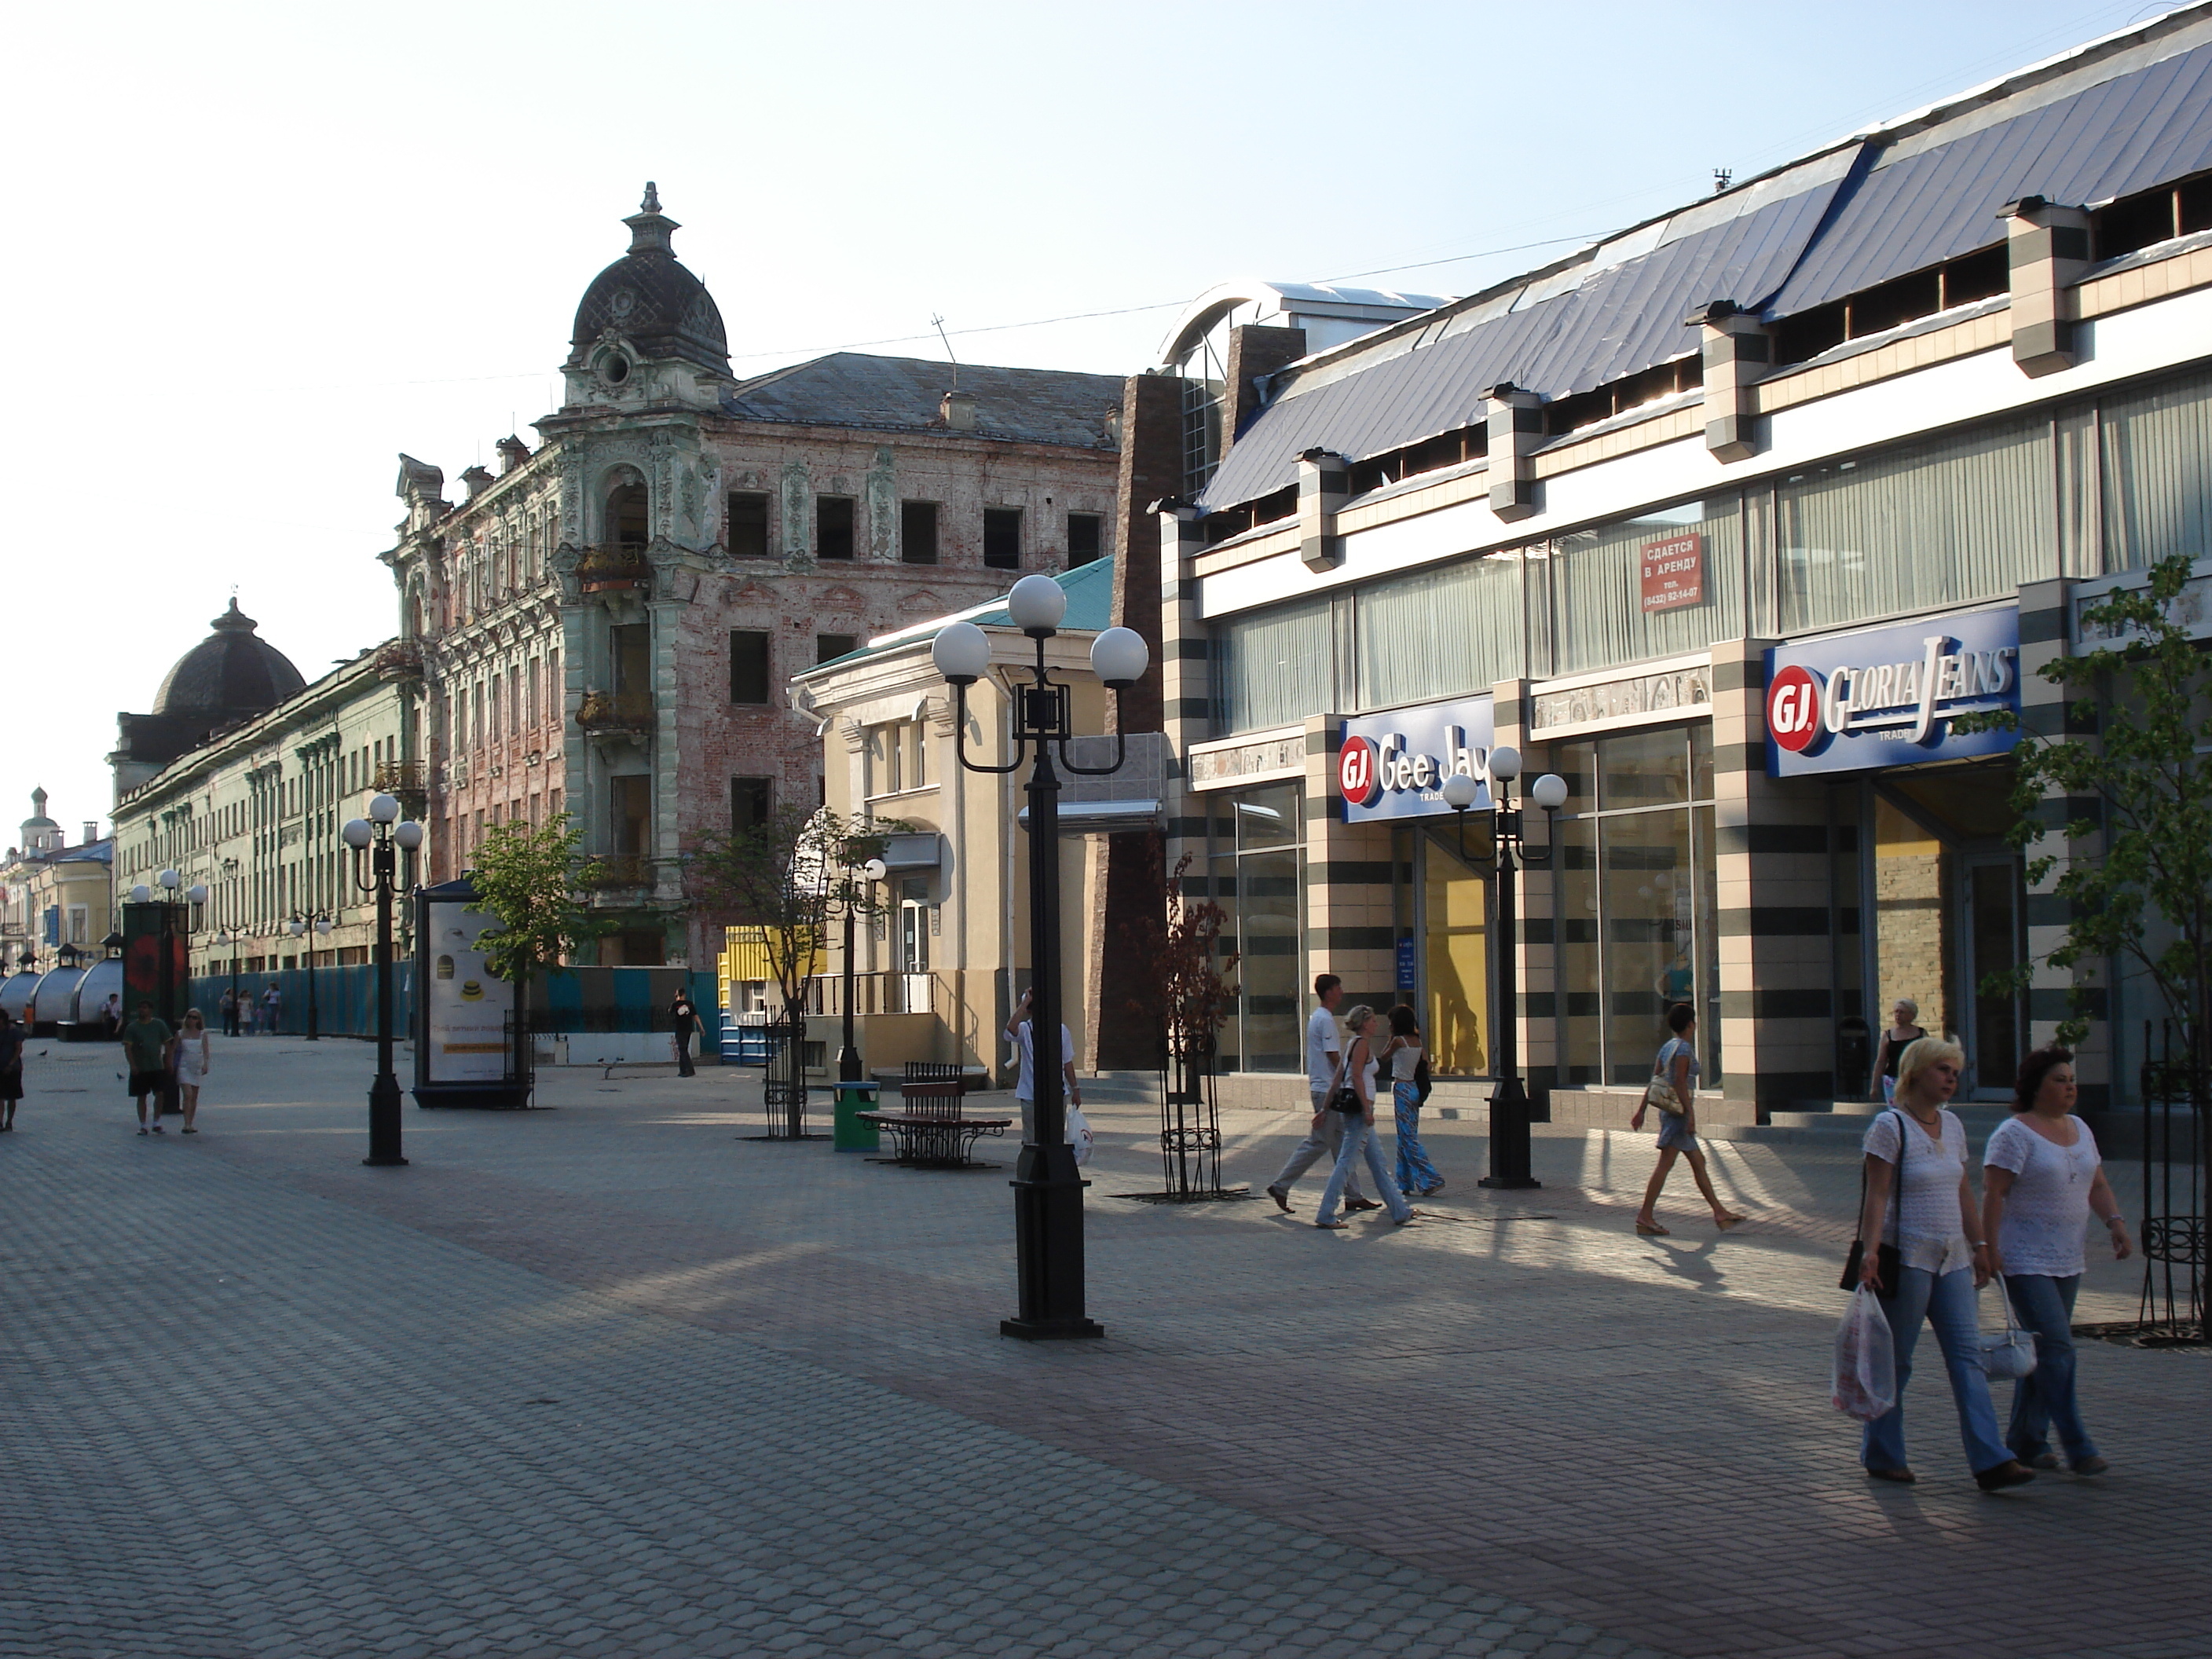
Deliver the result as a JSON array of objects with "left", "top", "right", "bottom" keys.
[
  {"left": 569, "top": 183, "right": 731, "bottom": 377},
  {"left": 152, "top": 599, "right": 306, "bottom": 726}
]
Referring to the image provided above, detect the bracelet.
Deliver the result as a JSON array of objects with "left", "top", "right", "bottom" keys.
[{"left": 2104, "top": 1214, "right": 2126, "bottom": 1227}]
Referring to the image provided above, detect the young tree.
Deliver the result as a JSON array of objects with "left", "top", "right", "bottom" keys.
[
  {"left": 1962, "top": 551, "right": 2212, "bottom": 1086},
  {"left": 470, "top": 815, "right": 613, "bottom": 1046},
  {"left": 1159, "top": 852, "right": 1240, "bottom": 1082}
]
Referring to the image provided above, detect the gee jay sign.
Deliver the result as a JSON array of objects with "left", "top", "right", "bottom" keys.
[
  {"left": 1338, "top": 696, "right": 1497, "bottom": 822},
  {"left": 1764, "top": 605, "right": 2021, "bottom": 778}
]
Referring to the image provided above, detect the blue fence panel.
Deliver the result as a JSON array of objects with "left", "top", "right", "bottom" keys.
[{"left": 189, "top": 963, "right": 416, "bottom": 1039}]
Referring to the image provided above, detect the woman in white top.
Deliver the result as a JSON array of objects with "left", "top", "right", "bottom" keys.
[
  {"left": 1313, "top": 1008, "right": 1417, "bottom": 1230},
  {"left": 1981, "top": 1046, "right": 2131, "bottom": 1476},
  {"left": 174, "top": 1008, "right": 211, "bottom": 1133},
  {"left": 1853, "top": 1035, "right": 2031, "bottom": 1490},
  {"left": 1379, "top": 1005, "right": 1443, "bottom": 1197}
]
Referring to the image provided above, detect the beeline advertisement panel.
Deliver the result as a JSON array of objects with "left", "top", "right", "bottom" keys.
[
  {"left": 1338, "top": 695, "right": 1496, "bottom": 822},
  {"left": 1764, "top": 605, "right": 2021, "bottom": 777}
]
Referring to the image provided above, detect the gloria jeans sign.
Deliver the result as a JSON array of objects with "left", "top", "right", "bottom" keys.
[
  {"left": 1765, "top": 605, "right": 2020, "bottom": 778},
  {"left": 1338, "top": 696, "right": 1496, "bottom": 822}
]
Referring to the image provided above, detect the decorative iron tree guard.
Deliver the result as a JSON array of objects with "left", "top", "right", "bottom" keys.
[
  {"left": 746, "top": 1014, "right": 824, "bottom": 1141},
  {"left": 2137, "top": 1021, "right": 2207, "bottom": 1344}
]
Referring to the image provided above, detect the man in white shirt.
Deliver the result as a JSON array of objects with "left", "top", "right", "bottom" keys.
[
  {"left": 1006, "top": 987, "right": 1079, "bottom": 1145},
  {"left": 1265, "top": 974, "right": 1372, "bottom": 1214}
]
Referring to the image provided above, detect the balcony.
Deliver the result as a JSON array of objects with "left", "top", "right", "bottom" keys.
[
  {"left": 372, "top": 761, "right": 424, "bottom": 793},
  {"left": 576, "top": 544, "right": 650, "bottom": 595},
  {"left": 575, "top": 690, "right": 656, "bottom": 735},
  {"left": 803, "top": 970, "right": 939, "bottom": 1017},
  {"left": 580, "top": 853, "right": 655, "bottom": 891},
  {"left": 372, "top": 640, "right": 423, "bottom": 682}
]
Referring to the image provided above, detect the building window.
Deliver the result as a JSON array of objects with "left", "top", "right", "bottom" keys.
[
  {"left": 731, "top": 776, "right": 772, "bottom": 834},
  {"left": 729, "top": 630, "right": 771, "bottom": 704},
  {"left": 728, "top": 492, "right": 770, "bottom": 558},
  {"left": 983, "top": 507, "right": 1022, "bottom": 569},
  {"left": 869, "top": 721, "right": 927, "bottom": 797},
  {"left": 1551, "top": 724, "right": 1719, "bottom": 1090},
  {"left": 1217, "top": 597, "right": 1332, "bottom": 734},
  {"left": 817, "top": 633, "right": 857, "bottom": 665},
  {"left": 1204, "top": 782, "right": 1306, "bottom": 1073},
  {"left": 1068, "top": 512, "right": 1103, "bottom": 567},
  {"left": 818, "top": 496, "right": 855, "bottom": 560},
  {"left": 901, "top": 500, "right": 939, "bottom": 565},
  {"left": 608, "top": 483, "right": 649, "bottom": 549}
]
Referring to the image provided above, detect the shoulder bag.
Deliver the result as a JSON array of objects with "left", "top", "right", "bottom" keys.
[
  {"left": 1979, "top": 1276, "right": 2038, "bottom": 1380},
  {"left": 1642, "top": 1042, "right": 1687, "bottom": 1118},
  {"left": 1328, "top": 1042, "right": 1366, "bottom": 1113},
  {"left": 1840, "top": 1108, "right": 1906, "bottom": 1295}
]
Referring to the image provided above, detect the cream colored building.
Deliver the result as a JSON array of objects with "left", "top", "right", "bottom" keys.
[
  {"left": 111, "top": 626, "right": 426, "bottom": 979},
  {"left": 0, "top": 791, "right": 113, "bottom": 971},
  {"left": 785, "top": 558, "right": 1162, "bottom": 1078}
]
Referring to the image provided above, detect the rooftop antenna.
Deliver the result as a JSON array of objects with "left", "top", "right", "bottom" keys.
[
  {"left": 1712, "top": 168, "right": 1732, "bottom": 194},
  {"left": 932, "top": 313, "right": 959, "bottom": 390}
]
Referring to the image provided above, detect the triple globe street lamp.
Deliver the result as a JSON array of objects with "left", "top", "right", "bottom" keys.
[
  {"left": 932, "top": 573, "right": 1149, "bottom": 1341},
  {"left": 342, "top": 793, "right": 424, "bottom": 1169},
  {"left": 1441, "top": 747, "right": 1568, "bottom": 1192}
]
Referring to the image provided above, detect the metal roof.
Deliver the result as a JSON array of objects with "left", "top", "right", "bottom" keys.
[
  {"left": 1198, "top": 9, "right": 2212, "bottom": 514},
  {"left": 800, "top": 555, "right": 1119, "bottom": 675},
  {"left": 723, "top": 353, "right": 1122, "bottom": 449}
]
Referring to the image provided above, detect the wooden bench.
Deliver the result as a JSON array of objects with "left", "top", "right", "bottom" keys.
[{"left": 857, "top": 1073, "right": 1012, "bottom": 1169}]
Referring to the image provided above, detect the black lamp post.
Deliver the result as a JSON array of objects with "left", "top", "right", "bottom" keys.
[
  {"left": 286, "top": 910, "right": 333, "bottom": 1040},
  {"left": 1442, "top": 748, "right": 1567, "bottom": 1191},
  {"left": 836, "top": 855, "right": 890, "bottom": 1082},
  {"left": 342, "top": 793, "right": 423, "bottom": 1168},
  {"left": 932, "top": 575, "right": 1149, "bottom": 1341}
]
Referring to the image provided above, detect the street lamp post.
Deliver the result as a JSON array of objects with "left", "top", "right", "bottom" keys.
[
  {"left": 285, "top": 910, "right": 335, "bottom": 1040},
  {"left": 342, "top": 793, "right": 424, "bottom": 1168},
  {"left": 932, "top": 574, "right": 1149, "bottom": 1340},
  {"left": 836, "top": 855, "right": 890, "bottom": 1083},
  {"left": 1442, "top": 749, "right": 1568, "bottom": 1191}
]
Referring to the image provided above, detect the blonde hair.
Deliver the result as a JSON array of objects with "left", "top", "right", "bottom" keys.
[
  {"left": 1340, "top": 1004, "right": 1377, "bottom": 1036},
  {"left": 1891, "top": 998, "right": 1919, "bottom": 1021},
  {"left": 1894, "top": 1034, "right": 1964, "bottom": 1099}
]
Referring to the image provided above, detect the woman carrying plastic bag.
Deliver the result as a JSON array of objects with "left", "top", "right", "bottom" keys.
[{"left": 1833, "top": 1286, "right": 1897, "bottom": 1422}]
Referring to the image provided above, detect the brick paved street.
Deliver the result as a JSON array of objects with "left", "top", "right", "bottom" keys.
[{"left": 2, "top": 1037, "right": 2204, "bottom": 1659}]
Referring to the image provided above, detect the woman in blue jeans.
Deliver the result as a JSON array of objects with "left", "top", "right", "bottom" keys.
[
  {"left": 1313, "top": 1007, "right": 1417, "bottom": 1231},
  {"left": 1981, "top": 1046, "right": 2132, "bottom": 1475},
  {"left": 1853, "top": 1035, "right": 2034, "bottom": 1491}
]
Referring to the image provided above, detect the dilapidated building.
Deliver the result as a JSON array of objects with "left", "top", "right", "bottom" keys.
[{"left": 390, "top": 185, "right": 1126, "bottom": 965}]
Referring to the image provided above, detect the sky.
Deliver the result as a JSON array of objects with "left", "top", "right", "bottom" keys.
[{"left": 0, "top": 0, "right": 2178, "bottom": 841}]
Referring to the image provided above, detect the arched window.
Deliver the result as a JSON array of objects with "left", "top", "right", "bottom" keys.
[{"left": 607, "top": 482, "right": 649, "bottom": 550}]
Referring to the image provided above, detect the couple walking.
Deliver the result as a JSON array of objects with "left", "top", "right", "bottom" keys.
[{"left": 1267, "top": 975, "right": 1440, "bottom": 1229}]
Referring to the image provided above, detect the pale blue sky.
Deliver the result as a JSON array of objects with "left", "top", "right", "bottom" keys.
[{"left": 0, "top": 0, "right": 2175, "bottom": 833}]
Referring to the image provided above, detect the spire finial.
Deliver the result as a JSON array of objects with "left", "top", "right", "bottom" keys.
[{"left": 642, "top": 181, "right": 661, "bottom": 213}]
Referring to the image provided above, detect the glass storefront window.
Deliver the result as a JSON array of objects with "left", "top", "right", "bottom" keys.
[
  {"left": 1548, "top": 496, "right": 1745, "bottom": 676},
  {"left": 1217, "top": 599, "right": 1331, "bottom": 734},
  {"left": 1422, "top": 821, "right": 1492, "bottom": 1075},
  {"left": 1207, "top": 782, "right": 1306, "bottom": 1071},
  {"left": 1551, "top": 724, "right": 1719, "bottom": 1087}
]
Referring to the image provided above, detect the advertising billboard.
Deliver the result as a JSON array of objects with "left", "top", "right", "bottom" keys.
[
  {"left": 1337, "top": 696, "right": 1496, "bottom": 822},
  {"left": 1764, "top": 605, "right": 2021, "bottom": 778},
  {"left": 419, "top": 887, "right": 515, "bottom": 1085}
]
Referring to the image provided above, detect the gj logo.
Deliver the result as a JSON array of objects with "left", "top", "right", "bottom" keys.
[
  {"left": 1767, "top": 665, "right": 1824, "bottom": 754},
  {"left": 1338, "top": 735, "right": 1382, "bottom": 807}
]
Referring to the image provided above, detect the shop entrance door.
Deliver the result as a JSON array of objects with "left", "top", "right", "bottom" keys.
[{"left": 1961, "top": 856, "right": 2025, "bottom": 1098}]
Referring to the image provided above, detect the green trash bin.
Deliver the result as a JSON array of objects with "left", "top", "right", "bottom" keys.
[{"left": 832, "top": 1080, "right": 881, "bottom": 1152}]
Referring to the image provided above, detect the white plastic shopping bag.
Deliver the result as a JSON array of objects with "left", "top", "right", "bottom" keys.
[
  {"left": 1065, "top": 1103, "right": 1095, "bottom": 1166},
  {"left": 1832, "top": 1284, "right": 1898, "bottom": 1423}
]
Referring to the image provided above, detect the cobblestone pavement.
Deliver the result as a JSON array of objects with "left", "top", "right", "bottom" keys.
[{"left": 2, "top": 1037, "right": 2204, "bottom": 1659}]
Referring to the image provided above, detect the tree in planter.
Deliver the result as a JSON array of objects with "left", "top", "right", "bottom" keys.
[
  {"left": 470, "top": 814, "right": 615, "bottom": 1078},
  {"left": 1147, "top": 852, "right": 1240, "bottom": 1195},
  {"left": 683, "top": 807, "right": 906, "bottom": 1133},
  {"left": 1958, "top": 551, "right": 2212, "bottom": 1337}
]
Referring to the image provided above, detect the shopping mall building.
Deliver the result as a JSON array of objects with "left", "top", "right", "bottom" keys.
[{"left": 1144, "top": 8, "right": 2212, "bottom": 1124}]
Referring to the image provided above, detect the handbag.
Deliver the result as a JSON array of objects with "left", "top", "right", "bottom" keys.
[
  {"left": 1643, "top": 1042, "right": 1687, "bottom": 1117},
  {"left": 1840, "top": 1109, "right": 1906, "bottom": 1296},
  {"left": 1326, "top": 1046, "right": 1364, "bottom": 1113},
  {"left": 1979, "top": 1278, "right": 2039, "bottom": 1380}
]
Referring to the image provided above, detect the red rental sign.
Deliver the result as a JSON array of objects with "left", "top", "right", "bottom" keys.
[{"left": 1639, "top": 531, "right": 1705, "bottom": 613}]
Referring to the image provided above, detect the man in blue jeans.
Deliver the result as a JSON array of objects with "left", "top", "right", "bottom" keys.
[{"left": 1265, "top": 975, "right": 1372, "bottom": 1214}]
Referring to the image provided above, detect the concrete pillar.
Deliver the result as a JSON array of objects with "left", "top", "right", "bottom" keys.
[
  {"left": 1485, "top": 384, "right": 1544, "bottom": 522},
  {"left": 2001, "top": 196, "right": 2093, "bottom": 377},
  {"left": 1711, "top": 638, "right": 1837, "bottom": 1121},
  {"left": 1496, "top": 681, "right": 1558, "bottom": 1116},
  {"left": 1306, "top": 716, "right": 1395, "bottom": 1012},
  {"left": 1298, "top": 449, "right": 1350, "bottom": 571},
  {"left": 1694, "top": 302, "right": 1771, "bottom": 463}
]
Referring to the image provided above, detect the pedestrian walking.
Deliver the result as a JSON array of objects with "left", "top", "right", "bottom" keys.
[
  {"left": 1869, "top": 999, "right": 1928, "bottom": 1104},
  {"left": 173, "top": 1009, "right": 211, "bottom": 1133},
  {"left": 1982, "top": 1045, "right": 2132, "bottom": 1476},
  {"left": 262, "top": 983, "right": 282, "bottom": 1036},
  {"left": 0, "top": 1007, "right": 24, "bottom": 1131},
  {"left": 1005, "top": 987, "right": 1079, "bottom": 1144},
  {"left": 1313, "top": 1006, "right": 1416, "bottom": 1229},
  {"left": 1380, "top": 1005, "right": 1443, "bottom": 1197},
  {"left": 219, "top": 987, "right": 238, "bottom": 1037},
  {"left": 1851, "top": 1035, "right": 2033, "bottom": 1491},
  {"left": 123, "top": 1002, "right": 174, "bottom": 1136},
  {"left": 1265, "top": 974, "right": 1374, "bottom": 1214},
  {"left": 670, "top": 990, "right": 705, "bottom": 1078},
  {"left": 1629, "top": 1005, "right": 1744, "bottom": 1236}
]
